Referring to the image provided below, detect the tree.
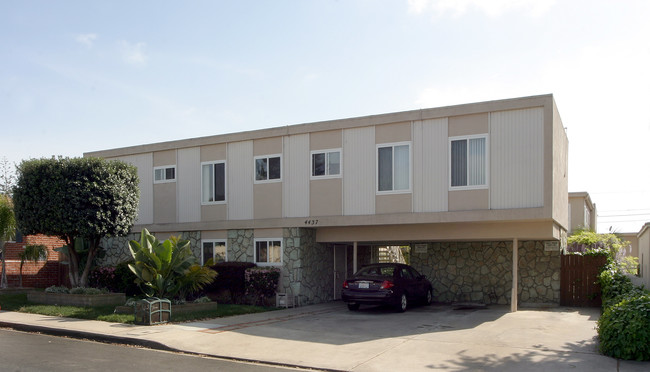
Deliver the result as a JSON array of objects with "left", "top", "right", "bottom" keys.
[
  {"left": 13, "top": 157, "right": 139, "bottom": 287},
  {"left": 18, "top": 244, "right": 48, "bottom": 287},
  {"left": 0, "top": 194, "right": 16, "bottom": 288},
  {"left": 0, "top": 156, "right": 16, "bottom": 197}
]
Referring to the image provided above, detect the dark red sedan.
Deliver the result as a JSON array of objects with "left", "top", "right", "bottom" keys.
[{"left": 342, "top": 263, "right": 433, "bottom": 312}]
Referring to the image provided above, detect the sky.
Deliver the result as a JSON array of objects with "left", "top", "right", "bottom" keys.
[{"left": 1, "top": 0, "right": 649, "bottom": 234}]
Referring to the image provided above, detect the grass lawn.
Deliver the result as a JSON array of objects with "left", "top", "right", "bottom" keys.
[{"left": 0, "top": 293, "right": 276, "bottom": 324}]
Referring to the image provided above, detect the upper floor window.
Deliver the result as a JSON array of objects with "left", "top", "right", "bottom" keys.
[
  {"left": 254, "top": 239, "right": 282, "bottom": 265},
  {"left": 201, "top": 161, "right": 226, "bottom": 204},
  {"left": 311, "top": 149, "right": 341, "bottom": 178},
  {"left": 255, "top": 155, "right": 282, "bottom": 183},
  {"left": 377, "top": 142, "right": 411, "bottom": 193},
  {"left": 450, "top": 135, "right": 488, "bottom": 189},
  {"left": 154, "top": 166, "right": 176, "bottom": 184},
  {"left": 201, "top": 239, "right": 226, "bottom": 265}
]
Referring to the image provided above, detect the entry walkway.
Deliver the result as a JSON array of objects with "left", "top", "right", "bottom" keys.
[{"left": 1, "top": 302, "right": 648, "bottom": 371}]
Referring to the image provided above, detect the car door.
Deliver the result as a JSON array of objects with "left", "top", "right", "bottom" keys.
[
  {"left": 399, "top": 266, "right": 418, "bottom": 300},
  {"left": 408, "top": 266, "right": 428, "bottom": 298}
]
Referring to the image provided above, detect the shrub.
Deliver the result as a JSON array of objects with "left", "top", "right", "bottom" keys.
[
  {"left": 598, "top": 293, "right": 650, "bottom": 360},
  {"left": 204, "top": 262, "right": 256, "bottom": 303},
  {"left": 88, "top": 262, "right": 140, "bottom": 295},
  {"left": 597, "top": 262, "right": 650, "bottom": 361},
  {"left": 69, "top": 287, "right": 106, "bottom": 295},
  {"left": 245, "top": 267, "right": 281, "bottom": 305},
  {"left": 45, "top": 285, "right": 70, "bottom": 293}
]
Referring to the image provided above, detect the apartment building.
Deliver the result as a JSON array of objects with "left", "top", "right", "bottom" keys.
[{"left": 86, "top": 94, "right": 569, "bottom": 310}]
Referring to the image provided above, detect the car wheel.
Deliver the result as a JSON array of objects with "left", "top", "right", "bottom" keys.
[
  {"left": 396, "top": 294, "right": 407, "bottom": 312},
  {"left": 347, "top": 303, "right": 360, "bottom": 311},
  {"left": 424, "top": 288, "right": 433, "bottom": 305}
]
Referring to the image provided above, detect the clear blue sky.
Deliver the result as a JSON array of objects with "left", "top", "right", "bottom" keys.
[{"left": 2, "top": 0, "right": 649, "bottom": 233}]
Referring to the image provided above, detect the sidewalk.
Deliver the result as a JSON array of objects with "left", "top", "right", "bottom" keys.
[{"left": 1, "top": 302, "right": 649, "bottom": 371}]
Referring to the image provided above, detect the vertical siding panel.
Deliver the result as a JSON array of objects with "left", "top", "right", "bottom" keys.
[
  {"left": 113, "top": 154, "right": 153, "bottom": 225},
  {"left": 343, "top": 126, "right": 375, "bottom": 215},
  {"left": 177, "top": 147, "right": 201, "bottom": 223},
  {"left": 414, "top": 118, "right": 448, "bottom": 212},
  {"left": 490, "top": 108, "right": 544, "bottom": 209},
  {"left": 283, "top": 134, "right": 310, "bottom": 217},
  {"left": 227, "top": 141, "right": 254, "bottom": 220}
]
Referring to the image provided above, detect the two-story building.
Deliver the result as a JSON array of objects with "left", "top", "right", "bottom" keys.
[{"left": 86, "top": 94, "right": 569, "bottom": 310}]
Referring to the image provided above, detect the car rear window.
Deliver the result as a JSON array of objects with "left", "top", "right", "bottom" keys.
[{"left": 358, "top": 266, "right": 395, "bottom": 276}]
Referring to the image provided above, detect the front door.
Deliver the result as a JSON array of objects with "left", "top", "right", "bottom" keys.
[{"left": 333, "top": 245, "right": 347, "bottom": 299}]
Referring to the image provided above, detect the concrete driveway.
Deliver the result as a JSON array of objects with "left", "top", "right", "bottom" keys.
[
  {"left": 164, "top": 302, "right": 647, "bottom": 371},
  {"left": 2, "top": 301, "right": 649, "bottom": 371}
]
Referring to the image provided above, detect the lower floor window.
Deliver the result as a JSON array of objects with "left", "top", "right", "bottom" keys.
[
  {"left": 255, "top": 239, "right": 282, "bottom": 265},
  {"left": 202, "top": 240, "right": 226, "bottom": 265}
]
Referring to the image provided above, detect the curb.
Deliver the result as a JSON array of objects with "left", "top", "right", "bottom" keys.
[{"left": 0, "top": 320, "right": 346, "bottom": 372}]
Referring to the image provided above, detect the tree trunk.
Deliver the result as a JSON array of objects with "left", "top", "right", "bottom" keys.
[{"left": 64, "top": 236, "right": 80, "bottom": 288}]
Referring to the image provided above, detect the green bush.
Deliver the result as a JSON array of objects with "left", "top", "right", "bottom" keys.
[
  {"left": 88, "top": 261, "right": 140, "bottom": 296},
  {"left": 204, "top": 262, "right": 256, "bottom": 303},
  {"left": 598, "top": 293, "right": 650, "bottom": 360},
  {"left": 245, "top": 267, "right": 281, "bottom": 305},
  {"left": 597, "top": 263, "right": 650, "bottom": 361}
]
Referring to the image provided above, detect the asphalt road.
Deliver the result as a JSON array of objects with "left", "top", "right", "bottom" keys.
[{"left": 0, "top": 328, "right": 310, "bottom": 372}]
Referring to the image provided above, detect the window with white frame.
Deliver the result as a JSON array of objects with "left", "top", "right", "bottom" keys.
[
  {"left": 254, "top": 155, "right": 282, "bottom": 182},
  {"left": 153, "top": 166, "right": 176, "bottom": 183},
  {"left": 311, "top": 149, "right": 341, "bottom": 178},
  {"left": 201, "top": 161, "right": 226, "bottom": 204},
  {"left": 201, "top": 240, "right": 226, "bottom": 265},
  {"left": 377, "top": 143, "right": 410, "bottom": 192},
  {"left": 254, "top": 239, "right": 282, "bottom": 265},
  {"left": 450, "top": 135, "right": 487, "bottom": 189}
]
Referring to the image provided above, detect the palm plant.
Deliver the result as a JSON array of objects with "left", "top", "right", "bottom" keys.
[
  {"left": 128, "top": 229, "right": 217, "bottom": 299},
  {"left": 18, "top": 244, "right": 48, "bottom": 287},
  {"left": 0, "top": 194, "right": 16, "bottom": 288}
]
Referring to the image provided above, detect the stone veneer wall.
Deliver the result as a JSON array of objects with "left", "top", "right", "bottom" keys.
[
  {"left": 98, "top": 233, "right": 139, "bottom": 267},
  {"left": 288, "top": 227, "right": 332, "bottom": 305},
  {"left": 410, "top": 242, "right": 512, "bottom": 304},
  {"left": 227, "top": 229, "right": 254, "bottom": 263},
  {"left": 410, "top": 240, "right": 560, "bottom": 305},
  {"left": 518, "top": 241, "right": 561, "bottom": 304}
]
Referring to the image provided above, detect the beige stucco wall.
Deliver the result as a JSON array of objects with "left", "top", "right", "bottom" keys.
[
  {"left": 153, "top": 182, "right": 176, "bottom": 223},
  {"left": 254, "top": 182, "right": 282, "bottom": 219},
  {"left": 201, "top": 204, "right": 227, "bottom": 221},
  {"left": 201, "top": 143, "right": 227, "bottom": 161},
  {"left": 375, "top": 121, "right": 411, "bottom": 144},
  {"left": 376, "top": 193, "right": 412, "bottom": 214},
  {"left": 448, "top": 113, "right": 488, "bottom": 136},
  {"left": 202, "top": 230, "right": 228, "bottom": 240},
  {"left": 448, "top": 189, "right": 489, "bottom": 211},
  {"left": 551, "top": 100, "right": 569, "bottom": 230},
  {"left": 310, "top": 178, "right": 342, "bottom": 216},
  {"left": 638, "top": 224, "right": 650, "bottom": 289},
  {"left": 310, "top": 130, "right": 342, "bottom": 150},
  {"left": 153, "top": 149, "right": 176, "bottom": 167},
  {"left": 254, "top": 136, "right": 282, "bottom": 156}
]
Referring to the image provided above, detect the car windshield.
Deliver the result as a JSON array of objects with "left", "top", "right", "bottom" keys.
[{"left": 357, "top": 266, "right": 395, "bottom": 277}]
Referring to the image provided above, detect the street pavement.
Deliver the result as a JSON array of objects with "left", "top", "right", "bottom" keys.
[{"left": 1, "top": 302, "right": 649, "bottom": 371}]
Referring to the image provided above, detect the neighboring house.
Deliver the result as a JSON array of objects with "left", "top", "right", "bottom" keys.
[
  {"left": 635, "top": 223, "right": 650, "bottom": 288},
  {"left": 568, "top": 192, "right": 597, "bottom": 234},
  {"left": 86, "top": 94, "right": 569, "bottom": 310},
  {"left": 619, "top": 232, "right": 639, "bottom": 258},
  {"left": 2, "top": 234, "right": 66, "bottom": 288}
]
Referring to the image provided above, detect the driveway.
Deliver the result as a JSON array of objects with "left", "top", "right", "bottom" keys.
[
  {"left": 2, "top": 301, "right": 649, "bottom": 371},
  {"left": 162, "top": 302, "right": 646, "bottom": 371}
]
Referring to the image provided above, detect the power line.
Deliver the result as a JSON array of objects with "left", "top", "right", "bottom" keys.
[{"left": 599, "top": 212, "right": 650, "bottom": 218}]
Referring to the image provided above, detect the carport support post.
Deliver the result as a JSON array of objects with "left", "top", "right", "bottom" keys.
[
  {"left": 353, "top": 241, "right": 358, "bottom": 273},
  {"left": 511, "top": 238, "right": 518, "bottom": 312}
]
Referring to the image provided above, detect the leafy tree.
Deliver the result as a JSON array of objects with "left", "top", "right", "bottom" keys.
[
  {"left": 13, "top": 157, "right": 139, "bottom": 287},
  {"left": 128, "top": 229, "right": 217, "bottom": 299},
  {"left": 18, "top": 244, "right": 48, "bottom": 287},
  {"left": 0, "top": 194, "right": 16, "bottom": 288}
]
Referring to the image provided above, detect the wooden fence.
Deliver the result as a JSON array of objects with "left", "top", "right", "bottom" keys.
[{"left": 560, "top": 254, "right": 608, "bottom": 307}]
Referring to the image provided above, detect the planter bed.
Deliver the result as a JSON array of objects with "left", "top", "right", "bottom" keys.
[
  {"left": 27, "top": 292, "right": 126, "bottom": 307},
  {"left": 114, "top": 301, "right": 219, "bottom": 315}
]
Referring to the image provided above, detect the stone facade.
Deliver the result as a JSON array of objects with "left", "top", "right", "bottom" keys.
[
  {"left": 98, "top": 233, "right": 139, "bottom": 267},
  {"left": 518, "top": 241, "right": 561, "bottom": 304},
  {"left": 410, "top": 240, "right": 560, "bottom": 306},
  {"left": 411, "top": 241, "right": 513, "bottom": 304},
  {"left": 227, "top": 229, "right": 254, "bottom": 263},
  {"left": 284, "top": 227, "right": 332, "bottom": 305}
]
